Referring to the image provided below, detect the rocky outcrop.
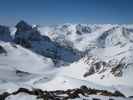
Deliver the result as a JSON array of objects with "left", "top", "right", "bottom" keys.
[
  {"left": 83, "top": 56, "right": 127, "bottom": 77},
  {"left": 0, "top": 86, "right": 126, "bottom": 100},
  {"left": 110, "top": 58, "right": 126, "bottom": 77},
  {"left": 0, "top": 25, "right": 12, "bottom": 42},
  {"left": 14, "top": 20, "right": 44, "bottom": 48},
  {"left": 76, "top": 24, "right": 92, "bottom": 35},
  {"left": 84, "top": 61, "right": 109, "bottom": 77},
  {"left": 15, "top": 20, "right": 32, "bottom": 32},
  {"left": 15, "top": 70, "right": 30, "bottom": 77},
  {"left": 14, "top": 21, "right": 81, "bottom": 65},
  {"left": 0, "top": 45, "right": 7, "bottom": 54}
]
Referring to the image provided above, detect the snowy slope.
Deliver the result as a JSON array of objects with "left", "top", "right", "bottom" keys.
[
  {"left": 0, "top": 22, "right": 133, "bottom": 99},
  {"left": 14, "top": 21, "right": 81, "bottom": 65},
  {"left": 38, "top": 24, "right": 133, "bottom": 96},
  {"left": 58, "top": 57, "right": 133, "bottom": 97},
  {"left": 0, "top": 42, "right": 54, "bottom": 74},
  {"left": 38, "top": 24, "right": 115, "bottom": 51},
  {"left": 0, "top": 41, "right": 57, "bottom": 93}
]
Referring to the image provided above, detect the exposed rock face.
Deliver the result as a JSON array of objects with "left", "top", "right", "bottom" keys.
[
  {"left": 84, "top": 56, "right": 108, "bottom": 77},
  {"left": 0, "top": 92, "right": 10, "bottom": 100},
  {"left": 0, "top": 45, "right": 7, "bottom": 54},
  {"left": 15, "top": 20, "right": 50, "bottom": 42},
  {"left": 84, "top": 60, "right": 110, "bottom": 77},
  {"left": 15, "top": 20, "right": 32, "bottom": 32},
  {"left": 110, "top": 58, "right": 126, "bottom": 77},
  {"left": 15, "top": 70, "right": 30, "bottom": 77},
  {"left": 0, "top": 86, "right": 126, "bottom": 100},
  {"left": 76, "top": 24, "right": 92, "bottom": 35},
  {"left": 83, "top": 56, "right": 127, "bottom": 77},
  {"left": 0, "top": 23, "right": 133, "bottom": 98},
  {"left": 14, "top": 20, "right": 43, "bottom": 48},
  {"left": 14, "top": 21, "right": 81, "bottom": 64},
  {"left": 0, "top": 25, "right": 12, "bottom": 42},
  {"left": 97, "top": 27, "right": 115, "bottom": 48}
]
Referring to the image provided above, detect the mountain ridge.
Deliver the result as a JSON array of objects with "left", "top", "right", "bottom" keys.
[{"left": 0, "top": 21, "right": 133, "bottom": 99}]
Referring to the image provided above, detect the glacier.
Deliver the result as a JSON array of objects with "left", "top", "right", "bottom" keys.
[{"left": 0, "top": 21, "right": 133, "bottom": 100}]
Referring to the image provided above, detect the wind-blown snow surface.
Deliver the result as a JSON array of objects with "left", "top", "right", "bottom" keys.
[
  {"left": 0, "top": 42, "right": 56, "bottom": 93},
  {"left": 0, "top": 42, "right": 54, "bottom": 73},
  {"left": 0, "top": 23, "right": 133, "bottom": 99},
  {"left": 38, "top": 24, "right": 133, "bottom": 96}
]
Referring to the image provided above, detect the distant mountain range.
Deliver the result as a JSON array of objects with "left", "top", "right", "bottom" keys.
[{"left": 0, "top": 21, "right": 133, "bottom": 100}]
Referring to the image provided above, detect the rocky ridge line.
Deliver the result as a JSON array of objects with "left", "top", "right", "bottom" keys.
[{"left": 0, "top": 86, "right": 128, "bottom": 100}]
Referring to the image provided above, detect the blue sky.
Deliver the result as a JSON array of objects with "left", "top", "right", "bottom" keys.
[{"left": 0, "top": 0, "right": 133, "bottom": 25}]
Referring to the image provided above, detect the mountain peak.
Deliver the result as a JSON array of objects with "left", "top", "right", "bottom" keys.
[{"left": 16, "top": 20, "right": 32, "bottom": 32}]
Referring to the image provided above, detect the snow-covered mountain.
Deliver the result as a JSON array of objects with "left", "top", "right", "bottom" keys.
[
  {"left": 39, "top": 23, "right": 133, "bottom": 80},
  {"left": 0, "top": 21, "right": 133, "bottom": 100}
]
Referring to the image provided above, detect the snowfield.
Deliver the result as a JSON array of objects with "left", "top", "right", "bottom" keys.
[{"left": 0, "top": 21, "right": 133, "bottom": 99}]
